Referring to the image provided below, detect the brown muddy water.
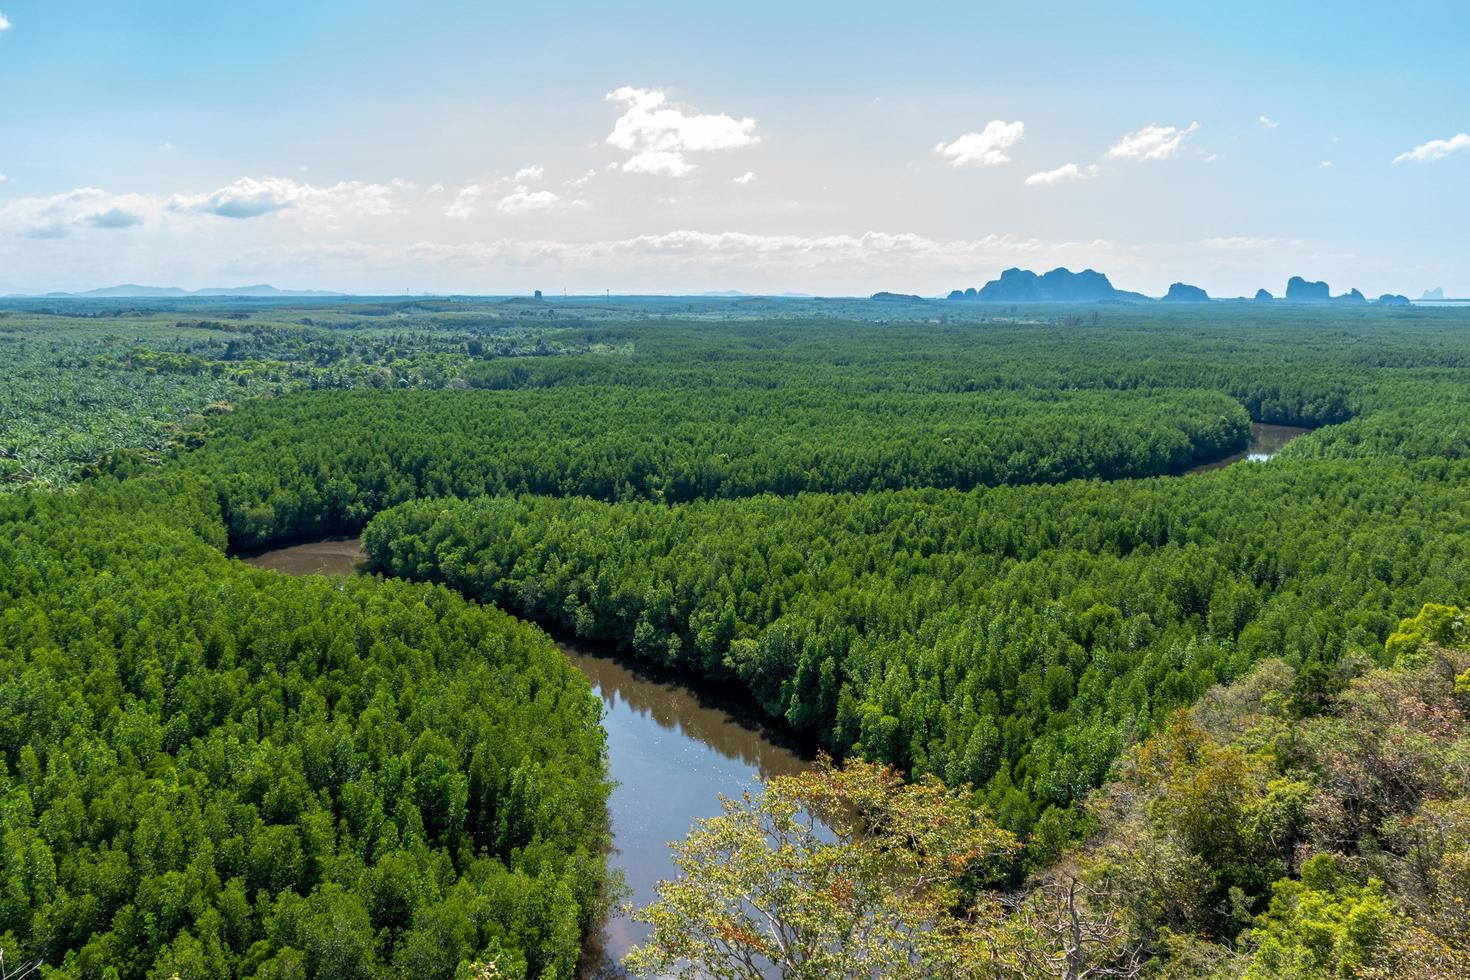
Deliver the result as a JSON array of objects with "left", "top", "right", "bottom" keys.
[
  {"left": 1186, "top": 421, "right": 1311, "bottom": 474},
  {"left": 242, "top": 538, "right": 809, "bottom": 965},
  {"left": 240, "top": 536, "right": 368, "bottom": 576}
]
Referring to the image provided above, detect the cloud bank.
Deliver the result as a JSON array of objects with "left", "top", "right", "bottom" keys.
[{"left": 170, "top": 176, "right": 396, "bottom": 220}]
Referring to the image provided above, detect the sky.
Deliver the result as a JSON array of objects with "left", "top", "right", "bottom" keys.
[{"left": 0, "top": 1, "right": 1466, "bottom": 297}]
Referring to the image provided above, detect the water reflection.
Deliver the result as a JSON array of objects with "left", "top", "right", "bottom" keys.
[
  {"left": 562, "top": 641, "right": 810, "bottom": 962},
  {"left": 1186, "top": 421, "right": 1311, "bottom": 474},
  {"left": 564, "top": 644, "right": 810, "bottom": 779}
]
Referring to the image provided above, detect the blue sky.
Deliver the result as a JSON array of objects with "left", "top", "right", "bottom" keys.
[{"left": 1, "top": 1, "right": 1466, "bottom": 295}]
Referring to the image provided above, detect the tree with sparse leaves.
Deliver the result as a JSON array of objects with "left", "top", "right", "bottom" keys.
[{"left": 624, "top": 756, "right": 1022, "bottom": 979}]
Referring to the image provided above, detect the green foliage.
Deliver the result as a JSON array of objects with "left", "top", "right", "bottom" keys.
[
  {"left": 0, "top": 306, "right": 592, "bottom": 489},
  {"left": 625, "top": 756, "right": 1021, "bottom": 979},
  {"left": 0, "top": 476, "right": 609, "bottom": 978},
  {"left": 157, "top": 304, "right": 1470, "bottom": 550},
  {"left": 1386, "top": 602, "right": 1467, "bottom": 667},
  {"left": 186, "top": 384, "right": 1249, "bottom": 549},
  {"left": 1065, "top": 607, "right": 1470, "bottom": 977},
  {"left": 363, "top": 454, "right": 1470, "bottom": 828},
  {"left": 5, "top": 299, "right": 1470, "bottom": 976},
  {"left": 1243, "top": 857, "right": 1395, "bottom": 979}
]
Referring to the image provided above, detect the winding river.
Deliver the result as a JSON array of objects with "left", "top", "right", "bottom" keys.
[
  {"left": 241, "top": 538, "right": 809, "bottom": 966},
  {"left": 239, "top": 419, "right": 1308, "bottom": 968}
]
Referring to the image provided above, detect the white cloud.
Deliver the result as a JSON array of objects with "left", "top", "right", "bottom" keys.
[
  {"left": 1024, "top": 163, "right": 1098, "bottom": 187},
  {"left": 1107, "top": 122, "right": 1200, "bottom": 161},
  {"left": 169, "top": 176, "right": 395, "bottom": 219},
  {"left": 83, "top": 206, "right": 146, "bottom": 229},
  {"left": 564, "top": 169, "right": 597, "bottom": 188},
  {"left": 0, "top": 13, "right": 10, "bottom": 31},
  {"left": 606, "top": 86, "right": 758, "bottom": 177},
  {"left": 427, "top": 183, "right": 445, "bottom": 193},
  {"left": 445, "top": 184, "right": 482, "bottom": 220},
  {"left": 0, "top": 172, "right": 6, "bottom": 184},
  {"left": 171, "top": 179, "right": 296, "bottom": 218},
  {"left": 2, "top": 188, "right": 154, "bottom": 239},
  {"left": 1393, "top": 133, "right": 1470, "bottom": 164},
  {"left": 513, "top": 165, "right": 544, "bottom": 182},
  {"left": 1319, "top": 160, "right": 1335, "bottom": 169},
  {"left": 2, "top": 178, "right": 403, "bottom": 238},
  {"left": 934, "top": 120, "right": 1024, "bottom": 167},
  {"left": 496, "top": 186, "right": 583, "bottom": 214},
  {"left": 1258, "top": 115, "right": 1279, "bottom": 129},
  {"left": 732, "top": 171, "right": 758, "bottom": 185},
  {"left": 158, "top": 141, "right": 176, "bottom": 152},
  {"left": 621, "top": 150, "right": 694, "bottom": 177}
]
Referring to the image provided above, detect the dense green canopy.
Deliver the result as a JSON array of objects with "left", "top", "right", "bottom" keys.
[
  {"left": 0, "top": 477, "right": 609, "bottom": 978},
  {"left": 2, "top": 300, "right": 1469, "bottom": 977},
  {"left": 192, "top": 384, "right": 1249, "bottom": 549},
  {"left": 363, "top": 454, "right": 1470, "bottom": 830}
]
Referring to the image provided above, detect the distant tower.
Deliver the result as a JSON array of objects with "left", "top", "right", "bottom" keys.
[{"left": 534, "top": 289, "right": 543, "bottom": 301}]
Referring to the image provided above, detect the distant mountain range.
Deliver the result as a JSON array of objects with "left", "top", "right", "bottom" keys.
[
  {"left": 2, "top": 279, "right": 1448, "bottom": 304},
  {"left": 948, "top": 267, "right": 1152, "bottom": 303},
  {"left": 10, "top": 284, "right": 346, "bottom": 299},
  {"left": 1281, "top": 277, "right": 1411, "bottom": 306},
  {"left": 946, "top": 268, "right": 1420, "bottom": 305}
]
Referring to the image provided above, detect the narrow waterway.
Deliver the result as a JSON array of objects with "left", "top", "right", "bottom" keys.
[
  {"left": 240, "top": 538, "right": 809, "bottom": 967},
  {"left": 562, "top": 644, "right": 809, "bottom": 966},
  {"left": 1187, "top": 421, "right": 1311, "bottom": 474},
  {"left": 238, "top": 421, "right": 1308, "bottom": 966}
]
